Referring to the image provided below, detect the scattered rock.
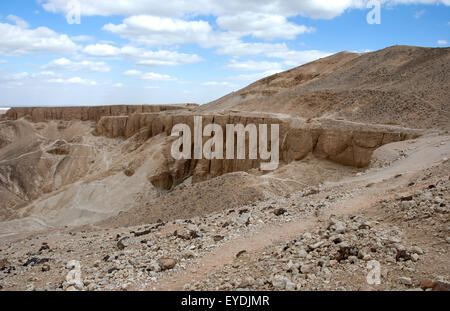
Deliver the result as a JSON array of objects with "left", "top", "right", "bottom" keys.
[
  {"left": 38, "top": 244, "right": 50, "bottom": 252},
  {"left": 157, "top": 258, "right": 177, "bottom": 271},
  {"left": 396, "top": 250, "right": 411, "bottom": 262},
  {"left": 23, "top": 257, "right": 50, "bottom": 267},
  {"left": 41, "top": 264, "right": 51, "bottom": 272},
  {"left": 213, "top": 235, "right": 224, "bottom": 242},
  {"left": 236, "top": 250, "right": 247, "bottom": 258},
  {"left": 398, "top": 277, "right": 412, "bottom": 286},
  {"left": 273, "top": 208, "right": 287, "bottom": 216},
  {"left": 124, "top": 168, "right": 135, "bottom": 177},
  {"left": 0, "top": 258, "right": 10, "bottom": 270}
]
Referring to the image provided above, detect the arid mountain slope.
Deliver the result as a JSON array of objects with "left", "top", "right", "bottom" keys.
[{"left": 198, "top": 46, "right": 450, "bottom": 130}]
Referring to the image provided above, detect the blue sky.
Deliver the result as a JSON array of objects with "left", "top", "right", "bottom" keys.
[{"left": 0, "top": 0, "right": 448, "bottom": 107}]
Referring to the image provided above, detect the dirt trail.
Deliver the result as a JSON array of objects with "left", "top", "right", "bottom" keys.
[
  {"left": 153, "top": 135, "right": 450, "bottom": 290},
  {"left": 153, "top": 188, "right": 380, "bottom": 290}
]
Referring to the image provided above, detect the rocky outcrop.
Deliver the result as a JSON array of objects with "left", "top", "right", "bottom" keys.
[
  {"left": 4, "top": 105, "right": 195, "bottom": 123},
  {"left": 94, "top": 112, "right": 420, "bottom": 189}
]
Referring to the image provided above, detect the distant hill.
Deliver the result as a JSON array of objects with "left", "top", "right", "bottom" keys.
[{"left": 197, "top": 45, "right": 450, "bottom": 130}]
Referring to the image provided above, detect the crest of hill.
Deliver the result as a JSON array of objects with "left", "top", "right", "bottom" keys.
[{"left": 197, "top": 45, "right": 450, "bottom": 130}]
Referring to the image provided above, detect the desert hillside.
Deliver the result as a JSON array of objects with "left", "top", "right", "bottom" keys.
[
  {"left": 199, "top": 46, "right": 450, "bottom": 130},
  {"left": 0, "top": 45, "right": 448, "bottom": 291}
]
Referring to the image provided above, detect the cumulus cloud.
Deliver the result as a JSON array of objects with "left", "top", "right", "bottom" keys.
[
  {"left": 70, "top": 35, "right": 94, "bottom": 42},
  {"left": 41, "top": 0, "right": 450, "bottom": 21},
  {"left": 123, "top": 69, "right": 175, "bottom": 81},
  {"left": 0, "top": 70, "right": 61, "bottom": 87},
  {"left": 201, "top": 81, "right": 237, "bottom": 87},
  {"left": 217, "top": 13, "right": 314, "bottom": 40},
  {"left": 46, "top": 76, "right": 99, "bottom": 85},
  {"left": 43, "top": 58, "right": 111, "bottom": 72},
  {"left": 267, "top": 49, "right": 332, "bottom": 67},
  {"left": 83, "top": 44, "right": 202, "bottom": 66},
  {"left": 437, "top": 40, "right": 448, "bottom": 45},
  {"left": 218, "top": 42, "right": 331, "bottom": 67},
  {"left": 0, "top": 19, "right": 79, "bottom": 56},
  {"left": 6, "top": 15, "right": 30, "bottom": 28},
  {"left": 103, "top": 15, "right": 216, "bottom": 47}
]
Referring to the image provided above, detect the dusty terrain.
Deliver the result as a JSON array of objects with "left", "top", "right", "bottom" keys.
[{"left": 0, "top": 45, "right": 448, "bottom": 291}]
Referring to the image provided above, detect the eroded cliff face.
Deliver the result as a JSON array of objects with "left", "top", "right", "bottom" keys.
[
  {"left": 0, "top": 106, "right": 422, "bottom": 195},
  {"left": 94, "top": 112, "right": 420, "bottom": 189},
  {"left": 3, "top": 105, "right": 195, "bottom": 122}
]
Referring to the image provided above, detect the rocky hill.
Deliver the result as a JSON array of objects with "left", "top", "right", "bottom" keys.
[{"left": 198, "top": 46, "right": 450, "bottom": 130}]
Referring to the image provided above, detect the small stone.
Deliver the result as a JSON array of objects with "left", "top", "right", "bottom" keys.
[
  {"left": 158, "top": 258, "right": 177, "bottom": 271},
  {"left": 420, "top": 279, "right": 435, "bottom": 290},
  {"left": 271, "top": 275, "right": 288, "bottom": 289},
  {"left": 398, "top": 277, "right": 412, "bottom": 286},
  {"left": 39, "top": 244, "right": 50, "bottom": 252},
  {"left": 175, "top": 228, "right": 200, "bottom": 240},
  {"left": 41, "top": 264, "right": 51, "bottom": 272},
  {"left": 117, "top": 238, "right": 127, "bottom": 250},
  {"left": 402, "top": 200, "right": 416, "bottom": 209},
  {"left": 273, "top": 208, "right": 287, "bottom": 216},
  {"left": 124, "top": 168, "right": 135, "bottom": 177},
  {"left": 298, "top": 249, "right": 308, "bottom": 258},
  {"left": 300, "top": 264, "right": 313, "bottom": 274},
  {"left": 0, "top": 258, "right": 10, "bottom": 270},
  {"left": 236, "top": 250, "right": 247, "bottom": 258},
  {"left": 396, "top": 250, "right": 411, "bottom": 262},
  {"left": 213, "top": 235, "right": 224, "bottom": 242},
  {"left": 411, "top": 253, "right": 420, "bottom": 262},
  {"left": 411, "top": 246, "right": 424, "bottom": 255},
  {"left": 285, "top": 280, "right": 296, "bottom": 291},
  {"left": 308, "top": 241, "right": 325, "bottom": 250}
]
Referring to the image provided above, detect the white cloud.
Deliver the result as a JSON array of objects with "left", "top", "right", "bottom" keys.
[
  {"left": 103, "top": 15, "right": 216, "bottom": 47},
  {"left": 267, "top": 49, "right": 332, "bottom": 67},
  {"left": 83, "top": 44, "right": 119, "bottom": 56},
  {"left": 437, "top": 40, "right": 448, "bottom": 45},
  {"left": 0, "top": 19, "right": 79, "bottom": 56},
  {"left": 41, "top": 0, "right": 450, "bottom": 22},
  {"left": 112, "top": 82, "right": 124, "bottom": 87},
  {"left": 123, "top": 69, "right": 142, "bottom": 76},
  {"left": 217, "top": 13, "right": 314, "bottom": 40},
  {"left": 123, "top": 70, "right": 175, "bottom": 81},
  {"left": 225, "top": 59, "right": 283, "bottom": 71},
  {"left": 43, "top": 57, "right": 111, "bottom": 72},
  {"left": 6, "top": 15, "right": 30, "bottom": 28},
  {"left": 71, "top": 35, "right": 94, "bottom": 42},
  {"left": 0, "top": 70, "right": 60, "bottom": 87},
  {"left": 36, "top": 0, "right": 366, "bottom": 20},
  {"left": 216, "top": 42, "right": 288, "bottom": 57},
  {"left": 0, "top": 60, "right": 7, "bottom": 64},
  {"left": 83, "top": 44, "right": 202, "bottom": 66},
  {"left": 217, "top": 42, "right": 331, "bottom": 67},
  {"left": 201, "top": 81, "right": 237, "bottom": 87},
  {"left": 46, "top": 76, "right": 99, "bottom": 85}
]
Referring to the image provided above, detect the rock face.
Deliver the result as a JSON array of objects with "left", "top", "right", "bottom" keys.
[
  {"left": 94, "top": 112, "right": 420, "bottom": 189},
  {"left": 4, "top": 105, "right": 194, "bottom": 123}
]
